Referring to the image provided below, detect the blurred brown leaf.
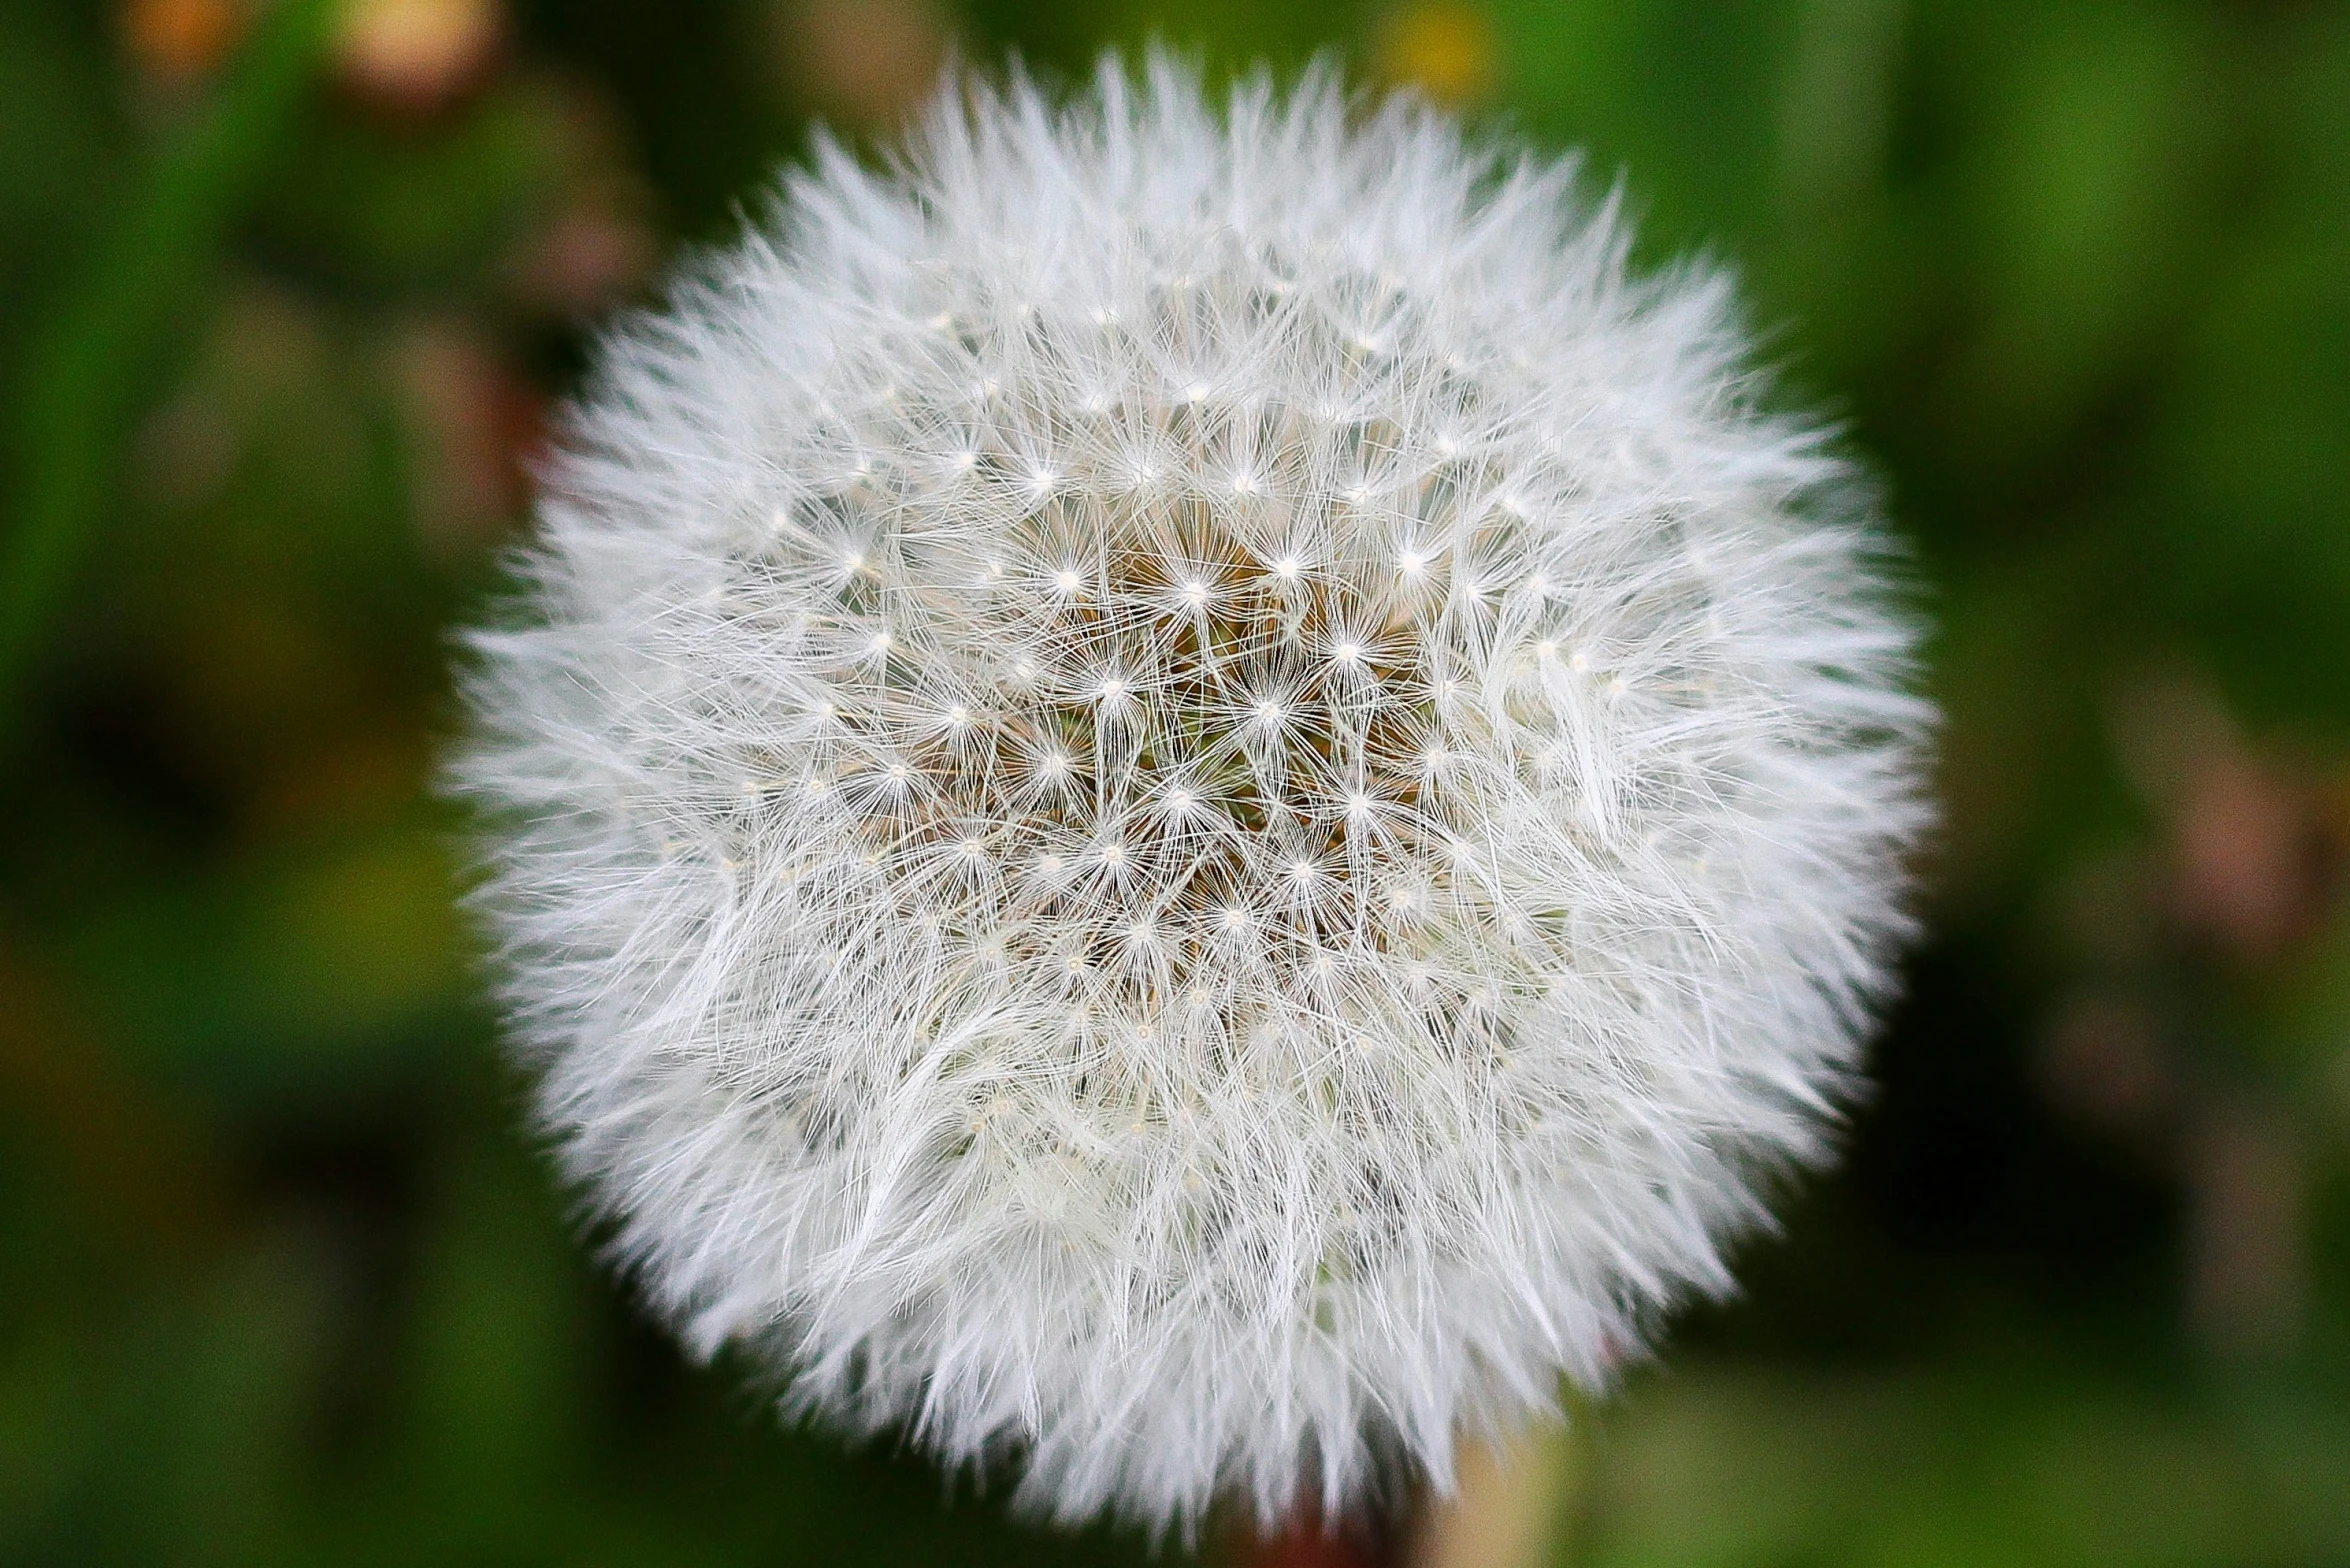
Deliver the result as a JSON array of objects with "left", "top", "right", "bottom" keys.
[
  {"left": 772, "top": 0, "right": 948, "bottom": 130},
  {"left": 123, "top": 0, "right": 247, "bottom": 81}
]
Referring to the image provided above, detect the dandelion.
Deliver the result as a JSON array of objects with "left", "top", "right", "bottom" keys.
[{"left": 452, "top": 55, "right": 1934, "bottom": 1537}]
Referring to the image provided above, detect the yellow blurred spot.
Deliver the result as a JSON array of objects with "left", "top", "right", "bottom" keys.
[
  {"left": 1411, "top": 1424, "right": 1575, "bottom": 1568},
  {"left": 122, "top": 0, "right": 244, "bottom": 79},
  {"left": 334, "top": 0, "right": 504, "bottom": 112},
  {"left": 1374, "top": 1, "right": 1496, "bottom": 107}
]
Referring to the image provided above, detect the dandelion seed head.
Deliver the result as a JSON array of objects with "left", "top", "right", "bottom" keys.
[{"left": 453, "top": 55, "right": 1932, "bottom": 1538}]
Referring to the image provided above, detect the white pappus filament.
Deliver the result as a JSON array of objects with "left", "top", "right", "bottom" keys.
[{"left": 453, "top": 55, "right": 1934, "bottom": 1539}]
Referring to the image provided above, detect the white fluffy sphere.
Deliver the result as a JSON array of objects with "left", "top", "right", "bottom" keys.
[{"left": 454, "top": 57, "right": 1932, "bottom": 1534}]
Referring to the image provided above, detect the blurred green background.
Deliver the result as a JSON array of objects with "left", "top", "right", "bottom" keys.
[{"left": 4, "top": 0, "right": 2349, "bottom": 1563}]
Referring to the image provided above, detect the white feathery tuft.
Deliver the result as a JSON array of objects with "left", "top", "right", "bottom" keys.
[{"left": 451, "top": 54, "right": 1935, "bottom": 1536}]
